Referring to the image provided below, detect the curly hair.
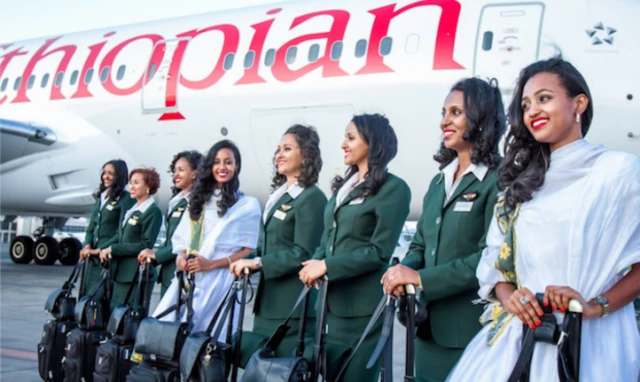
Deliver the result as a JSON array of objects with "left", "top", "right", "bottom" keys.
[
  {"left": 500, "top": 56, "right": 593, "bottom": 210},
  {"left": 189, "top": 140, "right": 242, "bottom": 220},
  {"left": 94, "top": 159, "right": 128, "bottom": 200},
  {"left": 129, "top": 168, "right": 161, "bottom": 195},
  {"left": 168, "top": 150, "right": 203, "bottom": 196},
  {"left": 271, "top": 124, "right": 322, "bottom": 190},
  {"left": 331, "top": 113, "right": 397, "bottom": 197},
  {"left": 433, "top": 77, "right": 506, "bottom": 170}
]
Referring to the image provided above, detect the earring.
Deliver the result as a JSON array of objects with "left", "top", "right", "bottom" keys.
[
  {"left": 575, "top": 113, "right": 581, "bottom": 124},
  {"left": 147, "top": 189, "right": 150, "bottom": 194}
]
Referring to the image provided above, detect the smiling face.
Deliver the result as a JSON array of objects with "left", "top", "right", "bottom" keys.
[
  {"left": 341, "top": 122, "right": 369, "bottom": 167},
  {"left": 129, "top": 172, "right": 147, "bottom": 199},
  {"left": 212, "top": 148, "right": 237, "bottom": 186},
  {"left": 173, "top": 157, "right": 196, "bottom": 191},
  {"left": 102, "top": 164, "right": 115, "bottom": 188},
  {"left": 440, "top": 90, "right": 473, "bottom": 153},
  {"left": 521, "top": 72, "right": 586, "bottom": 152},
  {"left": 275, "top": 133, "right": 303, "bottom": 178}
]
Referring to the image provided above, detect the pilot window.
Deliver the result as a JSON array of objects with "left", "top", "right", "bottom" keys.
[
  {"left": 355, "top": 39, "right": 367, "bottom": 58},
  {"left": 309, "top": 44, "right": 320, "bottom": 63},
  {"left": 85, "top": 68, "right": 94, "bottom": 84},
  {"left": 27, "top": 75, "right": 35, "bottom": 89},
  {"left": 244, "top": 51, "right": 255, "bottom": 69},
  {"left": 264, "top": 48, "right": 275, "bottom": 67},
  {"left": 100, "top": 67, "right": 109, "bottom": 83},
  {"left": 148, "top": 63, "right": 157, "bottom": 79},
  {"left": 380, "top": 37, "right": 393, "bottom": 56},
  {"left": 116, "top": 65, "right": 126, "bottom": 81},
  {"left": 405, "top": 34, "right": 420, "bottom": 55},
  {"left": 223, "top": 53, "right": 235, "bottom": 71},
  {"left": 330, "top": 41, "right": 343, "bottom": 61},
  {"left": 0, "top": 78, "right": 7, "bottom": 92},
  {"left": 286, "top": 46, "right": 297, "bottom": 65},
  {"left": 41, "top": 73, "right": 50, "bottom": 88},
  {"left": 13, "top": 77, "right": 21, "bottom": 91},
  {"left": 70, "top": 70, "right": 79, "bottom": 86},
  {"left": 55, "top": 72, "right": 64, "bottom": 87}
]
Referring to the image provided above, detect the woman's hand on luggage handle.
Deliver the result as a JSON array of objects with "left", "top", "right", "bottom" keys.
[
  {"left": 299, "top": 260, "right": 327, "bottom": 288},
  {"left": 176, "top": 250, "right": 187, "bottom": 271},
  {"left": 501, "top": 285, "right": 544, "bottom": 329},
  {"left": 99, "top": 247, "right": 112, "bottom": 262},
  {"left": 137, "top": 249, "right": 155, "bottom": 263},
  {"left": 381, "top": 264, "right": 420, "bottom": 296},
  {"left": 230, "top": 259, "right": 256, "bottom": 277},
  {"left": 544, "top": 286, "right": 601, "bottom": 319},
  {"left": 186, "top": 254, "right": 212, "bottom": 274}
]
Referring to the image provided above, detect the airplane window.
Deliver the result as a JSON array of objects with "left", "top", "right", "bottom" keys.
[
  {"left": 148, "top": 63, "right": 157, "bottom": 79},
  {"left": 100, "top": 67, "right": 109, "bottom": 83},
  {"left": 117, "top": 65, "right": 126, "bottom": 81},
  {"left": 264, "top": 48, "right": 275, "bottom": 67},
  {"left": 41, "top": 74, "right": 49, "bottom": 88},
  {"left": 405, "top": 34, "right": 420, "bottom": 54},
  {"left": 286, "top": 46, "right": 297, "bottom": 65},
  {"left": 223, "top": 53, "right": 235, "bottom": 71},
  {"left": 244, "top": 51, "right": 255, "bottom": 69},
  {"left": 330, "top": 41, "right": 343, "bottom": 61},
  {"left": 13, "top": 77, "right": 21, "bottom": 91},
  {"left": 85, "top": 68, "right": 94, "bottom": 84},
  {"left": 0, "top": 78, "right": 7, "bottom": 92},
  {"left": 380, "top": 37, "right": 393, "bottom": 56},
  {"left": 355, "top": 39, "right": 367, "bottom": 58},
  {"left": 70, "top": 70, "right": 79, "bottom": 86},
  {"left": 308, "top": 44, "right": 320, "bottom": 62},
  {"left": 27, "top": 75, "right": 35, "bottom": 89},
  {"left": 55, "top": 72, "right": 64, "bottom": 87}
]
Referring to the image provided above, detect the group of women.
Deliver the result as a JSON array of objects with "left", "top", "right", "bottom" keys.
[{"left": 79, "top": 57, "right": 640, "bottom": 381}]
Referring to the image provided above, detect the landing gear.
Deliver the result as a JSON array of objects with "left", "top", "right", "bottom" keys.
[
  {"left": 9, "top": 236, "right": 34, "bottom": 264},
  {"left": 59, "top": 238, "right": 82, "bottom": 265},
  {"left": 33, "top": 237, "right": 59, "bottom": 265}
]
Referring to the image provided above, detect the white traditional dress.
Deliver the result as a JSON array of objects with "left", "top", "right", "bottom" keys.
[
  {"left": 447, "top": 140, "right": 640, "bottom": 382},
  {"left": 152, "top": 191, "right": 260, "bottom": 340}
]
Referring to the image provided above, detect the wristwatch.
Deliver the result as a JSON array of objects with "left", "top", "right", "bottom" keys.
[
  {"left": 253, "top": 257, "right": 262, "bottom": 269},
  {"left": 593, "top": 295, "right": 610, "bottom": 317}
]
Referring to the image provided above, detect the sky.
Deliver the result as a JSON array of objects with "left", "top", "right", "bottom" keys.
[{"left": 0, "top": 0, "right": 286, "bottom": 43}]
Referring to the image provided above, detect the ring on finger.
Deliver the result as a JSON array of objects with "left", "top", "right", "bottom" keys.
[
  {"left": 388, "top": 275, "right": 395, "bottom": 281},
  {"left": 519, "top": 295, "right": 530, "bottom": 305}
]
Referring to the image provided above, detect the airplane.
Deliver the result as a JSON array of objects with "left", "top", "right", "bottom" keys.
[{"left": 0, "top": 0, "right": 638, "bottom": 266}]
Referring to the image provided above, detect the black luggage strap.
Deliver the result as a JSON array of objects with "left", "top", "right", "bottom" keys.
[
  {"left": 263, "top": 286, "right": 312, "bottom": 352},
  {"left": 231, "top": 269, "right": 251, "bottom": 382},
  {"left": 557, "top": 300, "right": 583, "bottom": 382},
  {"left": 311, "top": 275, "right": 329, "bottom": 382},
  {"left": 63, "top": 261, "right": 84, "bottom": 291}
]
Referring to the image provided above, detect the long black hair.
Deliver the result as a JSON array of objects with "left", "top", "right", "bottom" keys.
[
  {"left": 271, "top": 124, "right": 322, "bottom": 190},
  {"left": 331, "top": 113, "right": 397, "bottom": 197},
  {"left": 94, "top": 159, "right": 128, "bottom": 200},
  {"left": 169, "top": 150, "right": 203, "bottom": 196},
  {"left": 434, "top": 77, "right": 506, "bottom": 170},
  {"left": 189, "top": 140, "right": 242, "bottom": 220},
  {"left": 500, "top": 56, "right": 593, "bottom": 209}
]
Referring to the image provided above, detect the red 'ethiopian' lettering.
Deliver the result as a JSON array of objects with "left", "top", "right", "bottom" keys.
[
  {"left": 271, "top": 10, "right": 350, "bottom": 82},
  {"left": 358, "top": 0, "right": 463, "bottom": 75},
  {"left": 235, "top": 10, "right": 281, "bottom": 85},
  {"left": 71, "top": 32, "right": 116, "bottom": 99},
  {"left": 0, "top": 45, "right": 28, "bottom": 105}
]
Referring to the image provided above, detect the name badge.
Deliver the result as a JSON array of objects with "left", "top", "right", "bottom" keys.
[
  {"left": 106, "top": 205, "right": 114, "bottom": 211},
  {"left": 127, "top": 218, "right": 138, "bottom": 226},
  {"left": 453, "top": 201, "right": 474, "bottom": 213},
  {"left": 171, "top": 211, "right": 183, "bottom": 218},
  {"left": 274, "top": 210, "right": 287, "bottom": 220},
  {"left": 349, "top": 197, "right": 365, "bottom": 205}
]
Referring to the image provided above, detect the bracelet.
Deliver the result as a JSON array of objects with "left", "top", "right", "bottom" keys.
[{"left": 226, "top": 257, "right": 232, "bottom": 267}]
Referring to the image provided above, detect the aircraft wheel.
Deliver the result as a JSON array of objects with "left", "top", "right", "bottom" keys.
[
  {"left": 33, "top": 237, "right": 59, "bottom": 265},
  {"left": 9, "top": 236, "right": 34, "bottom": 264},
  {"left": 59, "top": 238, "right": 81, "bottom": 265}
]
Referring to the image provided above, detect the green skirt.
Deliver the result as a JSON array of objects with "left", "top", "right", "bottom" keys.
[
  {"left": 110, "top": 278, "right": 155, "bottom": 312},
  {"left": 415, "top": 337, "right": 464, "bottom": 382}
]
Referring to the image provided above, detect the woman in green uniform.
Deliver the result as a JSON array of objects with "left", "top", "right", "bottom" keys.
[
  {"left": 299, "top": 113, "right": 411, "bottom": 382},
  {"left": 230, "top": 125, "right": 326, "bottom": 366},
  {"left": 100, "top": 168, "right": 163, "bottom": 310},
  {"left": 80, "top": 159, "right": 134, "bottom": 297},
  {"left": 382, "top": 77, "right": 506, "bottom": 381},
  {"left": 138, "top": 151, "right": 202, "bottom": 297}
]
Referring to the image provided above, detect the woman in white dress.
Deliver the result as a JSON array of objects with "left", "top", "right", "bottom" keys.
[
  {"left": 447, "top": 57, "right": 640, "bottom": 381},
  {"left": 153, "top": 140, "right": 260, "bottom": 339}
]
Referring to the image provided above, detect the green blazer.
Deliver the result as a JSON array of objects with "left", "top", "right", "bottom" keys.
[
  {"left": 313, "top": 174, "right": 411, "bottom": 318},
  {"left": 155, "top": 197, "right": 189, "bottom": 292},
  {"left": 248, "top": 185, "right": 327, "bottom": 320},
  {"left": 84, "top": 191, "right": 135, "bottom": 250},
  {"left": 402, "top": 167, "right": 500, "bottom": 348},
  {"left": 111, "top": 203, "right": 163, "bottom": 284}
]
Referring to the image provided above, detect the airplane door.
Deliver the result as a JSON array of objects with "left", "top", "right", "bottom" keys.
[
  {"left": 141, "top": 37, "right": 190, "bottom": 114},
  {"left": 473, "top": 3, "right": 545, "bottom": 96}
]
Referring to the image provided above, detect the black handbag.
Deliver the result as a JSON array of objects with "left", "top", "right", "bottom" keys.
[
  {"left": 179, "top": 273, "right": 251, "bottom": 382},
  {"left": 45, "top": 261, "right": 83, "bottom": 321},
  {"left": 75, "top": 262, "right": 112, "bottom": 331},
  {"left": 108, "top": 260, "right": 152, "bottom": 344},
  {"left": 242, "top": 286, "right": 312, "bottom": 382}
]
